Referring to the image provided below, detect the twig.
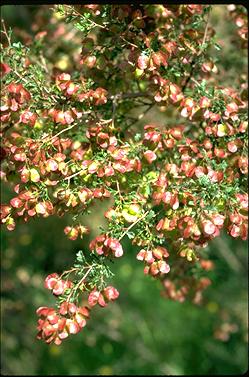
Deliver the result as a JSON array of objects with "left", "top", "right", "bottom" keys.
[
  {"left": 200, "top": 10, "right": 211, "bottom": 51},
  {"left": 190, "top": 77, "right": 202, "bottom": 87},
  {"left": 182, "top": 8, "right": 211, "bottom": 93},
  {"left": 116, "top": 181, "right": 124, "bottom": 202},
  {"left": 60, "top": 267, "right": 79, "bottom": 279},
  {"left": 11, "top": 66, "right": 29, "bottom": 85},
  {"left": 1, "top": 19, "right": 11, "bottom": 46},
  {"left": 40, "top": 109, "right": 92, "bottom": 144},
  {"left": 63, "top": 168, "right": 86, "bottom": 181},
  {"left": 119, "top": 211, "right": 149, "bottom": 241},
  {"left": 112, "top": 94, "right": 119, "bottom": 128},
  {"left": 66, "top": 265, "right": 94, "bottom": 303},
  {"left": 118, "top": 35, "right": 138, "bottom": 49},
  {"left": 39, "top": 52, "right": 49, "bottom": 74},
  {"left": 41, "top": 123, "right": 77, "bottom": 143}
]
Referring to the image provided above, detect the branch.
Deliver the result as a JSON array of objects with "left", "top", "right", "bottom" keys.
[
  {"left": 108, "top": 92, "right": 153, "bottom": 101},
  {"left": 182, "top": 8, "right": 211, "bottom": 93},
  {"left": 123, "top": 102, "right": 155, "bottom": 131},
  {"left": 109, "top": 92, "right": 154, "bottom": 129}
]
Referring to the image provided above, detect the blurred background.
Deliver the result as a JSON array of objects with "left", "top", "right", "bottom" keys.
[{"left": 1, "top": 5, "right": 248, "bottom": 375}]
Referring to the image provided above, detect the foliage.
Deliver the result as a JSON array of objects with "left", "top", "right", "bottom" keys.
[{"left": 0, "top": 4, "right": 248, "bottom": 349}]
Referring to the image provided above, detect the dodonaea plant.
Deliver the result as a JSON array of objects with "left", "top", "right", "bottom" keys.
[{"left": 0, "top": 4, "right": 247, "bottom": 345}]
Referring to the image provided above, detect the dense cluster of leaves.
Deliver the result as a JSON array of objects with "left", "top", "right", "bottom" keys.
[{"left": 1, "top": 4, "right": 247, "bottom": 345}]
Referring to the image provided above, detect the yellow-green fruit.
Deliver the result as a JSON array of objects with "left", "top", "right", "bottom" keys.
[
  {"left": 135, "top": 68, "right": 144, "bottom": 78},
  {"left": 186, "top": 250, "right": 194, "bottom": 261},
  {"left": 54, "top": 11, "right": 64, "bottom": 20},
  {"left": 217, "top": 123, "right": 228, "bottom": 137},
  {"left": 120, "top": 176, "right": 127, "bottom": 184},
  {"left": 84, "top": 149, "right": 93, "bottom": 159},
  {"left": 145, "top": 171, "right": 158, "bottom": 180},
  {"left": 55, "top": 55, "right": 71, "bottom": 70},
  {"left": 83, "top": 174, "right": 91, "bottom": 182},
  {"left": 216, "top": 198, "right": 225, "bottom": 210},
  {"left": 34, "top": 118, "right": 44, "bottom": 130},
  {"left": 30, "top": 168, "right": 40, "bottom": 183},
  {"left": 165, "top": 209, "right": 173, "bottom": 216},
  {"left": 140, "top": 185, "right": 150, "bottom": 198},
  {"left": 122, "top": 204, "right": 141, "bottom": 223},
  {"left": 184, "top": 208, "right": 193, "bottom": 216}
]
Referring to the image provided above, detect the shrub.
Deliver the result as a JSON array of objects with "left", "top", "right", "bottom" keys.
[{"left": 1, "top": 4, "right": 247, "bottom": 345}]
